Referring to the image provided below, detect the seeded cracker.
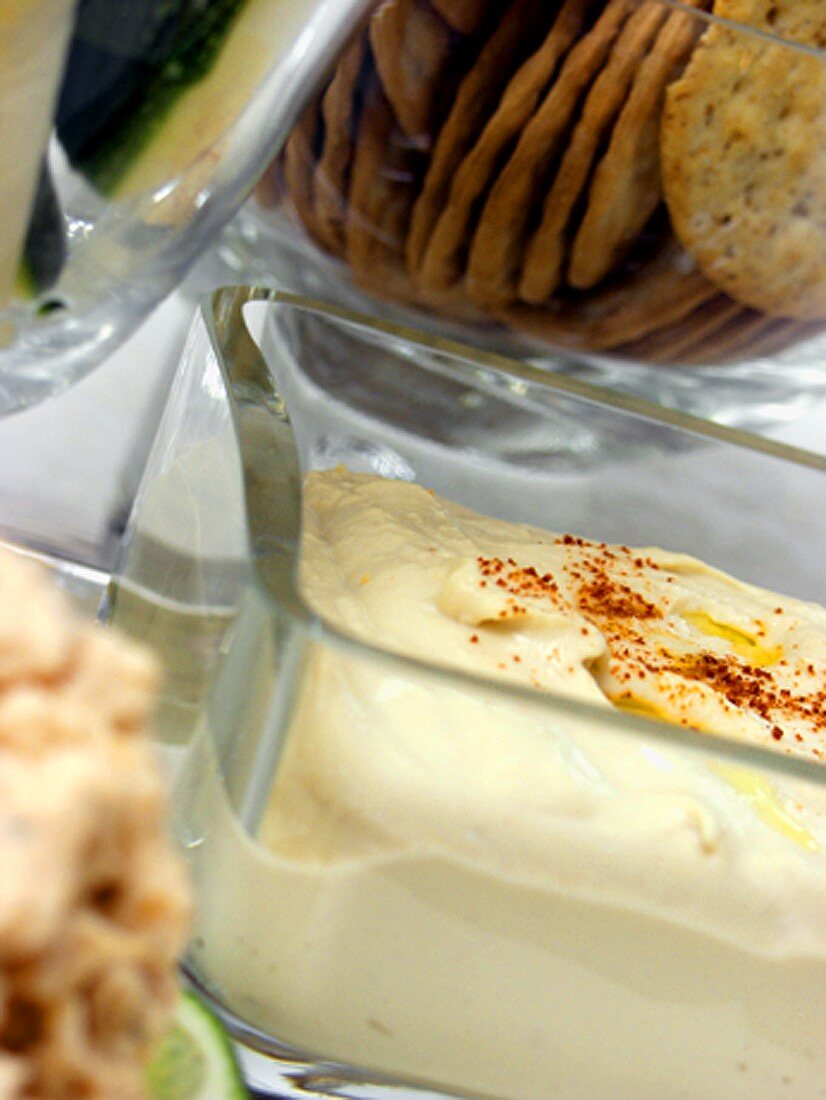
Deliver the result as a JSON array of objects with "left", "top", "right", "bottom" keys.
[
  {"left": 712, "top": 0, "right": 825, "bottom": 51},
  {"left": 661, "top": 0, "right": 826, "bottom": 318},
  {"left": 519, "top": 1, "right": 668, "bottom": 304},
  {"left": 466, "top": 0, "right": 634, "bottom": 308},
  {"left": 406, "top": 0, "right": 547, "bottom": 275},
  {"left": 369, "top": 0, "right": 454, "bottom": 146},
  {"left": 313, "top": 34, "right": 368, "bottom": 255},
  {"left": 418, "top": 0, "right": 594, "bottom": 292},
  {"left": 569, "top": 1, "right": 708, "bottom": 290}
]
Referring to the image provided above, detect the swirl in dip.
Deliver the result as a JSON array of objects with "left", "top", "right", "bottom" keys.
[{"left": 190, "top": 468, "right": 826, "bottom": 1099}]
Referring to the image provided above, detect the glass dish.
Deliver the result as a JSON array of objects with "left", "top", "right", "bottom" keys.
[
  {"left": 0, "top": 0, "right": 370, "bottom": 414},
  {"left": 109, "top": 287, "right": 826, "bottom": 1099},
  {"left": 223, "top": 0, "right": 826, "bottom": 426}
]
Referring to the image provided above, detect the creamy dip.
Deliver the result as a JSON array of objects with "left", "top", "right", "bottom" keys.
[{"left": 188, "top": 469, "right": 826, "bottom": 1099}]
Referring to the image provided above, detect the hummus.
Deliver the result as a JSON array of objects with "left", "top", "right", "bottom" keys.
[{"left": 187, "top": 469, "right": 826, "bottom": 1099}]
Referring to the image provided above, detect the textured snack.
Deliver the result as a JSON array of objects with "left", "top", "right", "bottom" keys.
[
  {"left": 0, "top": 550, "right": 189, "bottom": 1100},
  {"left": 661, "top": 0, "right": 826, "bottom": 319},
  {"left": 282, "top": 98, "right": 325, "bottom": 248},
  {"left": 501, "top": 236, "right": 717, "bottom": 350},
  {"left": 431, "top": 0, "right": 489, "bottom": 35},
  {"left": 568, "top": 0, "right": 708, "bottom": 290},
  {"left": 417, "top": 0, "right": 593, "bottom": 292},
  {"left": 519, "top": 0, "right": 668, "bottom": 303},
  {"left": 734, "top": 319, "right": 826, "bottom": 360},
  {"left": 406, "top": 0, "right": 547, "bottom": 274},
  {"left": 266, "top": 0, "right": 825, "bottom": 367},
  {"left": 313, "top": 34, "right": 368, "bottom": 255},
  {"left": 613, "top": 296, "right": 807, "bottom": 364},
  {"left": 712, "top": 0, "right": 826, "bottom": 50},
  {"left": 345, "top": 76, "right": 422, "bottom": 300},
  {"left": 617, "top": 295, "right": 744, "bottom": 362},
  {"left": 369, "top": 0, "right": 454, "bottom": 145},
  {"left": 344, "top": 73, "right": 488, "bottom": 323},
  {"left": 466, "top": 0, "right": 634, "bottom": 307}
]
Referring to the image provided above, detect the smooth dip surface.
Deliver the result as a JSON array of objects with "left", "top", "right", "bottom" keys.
[{"left": 190, "top": 469, "right": 826, "bottom": 1099}]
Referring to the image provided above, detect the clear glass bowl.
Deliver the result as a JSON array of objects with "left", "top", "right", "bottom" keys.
[
  {"left": 223, "top": 0, "right": 826, "bottom": 426},
  {"left": 0, "top": 0, "right": 369, "bottom": 413},
  {"left": 110, "top": 287, "right": 826, "bottom": 1099}
]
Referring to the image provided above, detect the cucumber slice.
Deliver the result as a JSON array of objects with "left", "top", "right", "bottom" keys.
[
  {"left": 57, "top": 0, "right": 246, "bottom": 196},
  {"left": 146, "top": 990, "right": 249, "bottom": 1100},
  {"left": 17, "top": 161, "right": 66, "bottom": 297},
  {"left": 0, "top": 0, "right": 75, "bottom": 306},
  {"left": 56, "top": 0, "right": 305, "bottom": 199}
]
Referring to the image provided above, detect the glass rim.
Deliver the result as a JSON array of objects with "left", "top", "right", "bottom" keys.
[{"left": 201, "top": 283, "right": 826, "bottom": 789}]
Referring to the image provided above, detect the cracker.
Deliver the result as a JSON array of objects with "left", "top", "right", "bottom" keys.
[
  {"left": 431, "top": 0, "right": 489, "bottom": 35},
  {"left": 499, "top": 237, "right": 717, "bottom": 350},
  {"left": 406, "top": 0, "right": 546, "bottom": 275},
  {"left": 568, "top": 2, "right": 708, "bottom": 290},
  {"left": 369, "top": 0, "right": 454, "bottom": 144},
  {"left": 727, "top": 320, "right": 825, "bottom": 361},
  {"left": 313, "top": 34, "right": 368, "bottom": 255},
  {"left": 281, "top": 98, "right": 326, "bottom": 248},
  {"left": 519, "top": 1, "right": 668, "bottom": 304},
  {"left": 466, "top": 0, "right": 635, "bottom": 308},
  {"left": 255, "top": 154, "right": 285, "bottom": 211},
  {"left": 417, "top": 0, "right": 594, "bottom": 292},
  {"left": 714, "top": 0, "right": 826, "bottom": 50},
  {"left": 345, "top": 76, "right": 422, "bottom": 300},
  {"left": 661, "top": 0, "right": 826, "bottom": 319},
  {"left": 341, "top": 73, "right": 492, "bottom": 323},
  {"left": 617, "top": 295, "right": 744, "bottom": 362},
  {"left": 681, "top": 311, "right": 781, "bottom": 363}
]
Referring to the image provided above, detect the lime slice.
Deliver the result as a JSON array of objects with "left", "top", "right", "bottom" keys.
[{"left": 146, "top": 990, "right": 249, "bottom": 1100}]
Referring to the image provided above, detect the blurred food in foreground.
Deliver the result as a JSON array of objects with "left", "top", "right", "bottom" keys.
[{"left": 0, "top": 549, "right": 190, "bottom": 1100}]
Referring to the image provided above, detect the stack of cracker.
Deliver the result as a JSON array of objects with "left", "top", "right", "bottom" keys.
[
  {"left": 0, "top": 551, "right": 190, "bottom": 1100},
  {"left": 259, "top": 0, "right": 825, "bottom": 365}
]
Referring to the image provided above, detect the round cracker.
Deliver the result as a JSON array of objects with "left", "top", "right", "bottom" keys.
[
  {"left": 726, "top": 319, "right": 825, "bottom": 361},
  {"left": 345, "top": 76, "right": 423, "bottom": 302},
  {"left": 406, "top": 0, "right": 547, "bottom": 275},
  {"left": 466, "top": 0, "right": 635, "bottom": 309},
  {"left": 616, "top": 295, "right": 744, "bottom": 362},
  {"left": 519, "top": 0, "right": 668, "bottom": 304},
  {"left": 431, "top": 0, "right": 489, "bottom": 35},
  {"left": 568, "top": 2, "right": 708, "bottom": 290},
  {"left": 313, "top": 34, "right": 368, "bottom": 256},
  {"left": 499, "top": 237, "right": 717, "bottom": 350},
  {"left": 661, "top": 5, "right": 826, "bottom": 319},
  {"left": 281, "top": 98, "right": 326, "bottom": 248},
  {"left": 713, "top": 0, "right": 826, "bottom": 51},
  {"left": 369, "top": 0, "right": 454, "bottom": 145},
  {"left": 417, "top": 0, "right": 594, "bottom": 293},
  {"left": 687, "top": 310, "right": 777, "bottom": 362}
]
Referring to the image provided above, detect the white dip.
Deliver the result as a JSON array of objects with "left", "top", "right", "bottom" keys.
[{"left": 187, "top": 468, "right": 826, "bottom": 1099}]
